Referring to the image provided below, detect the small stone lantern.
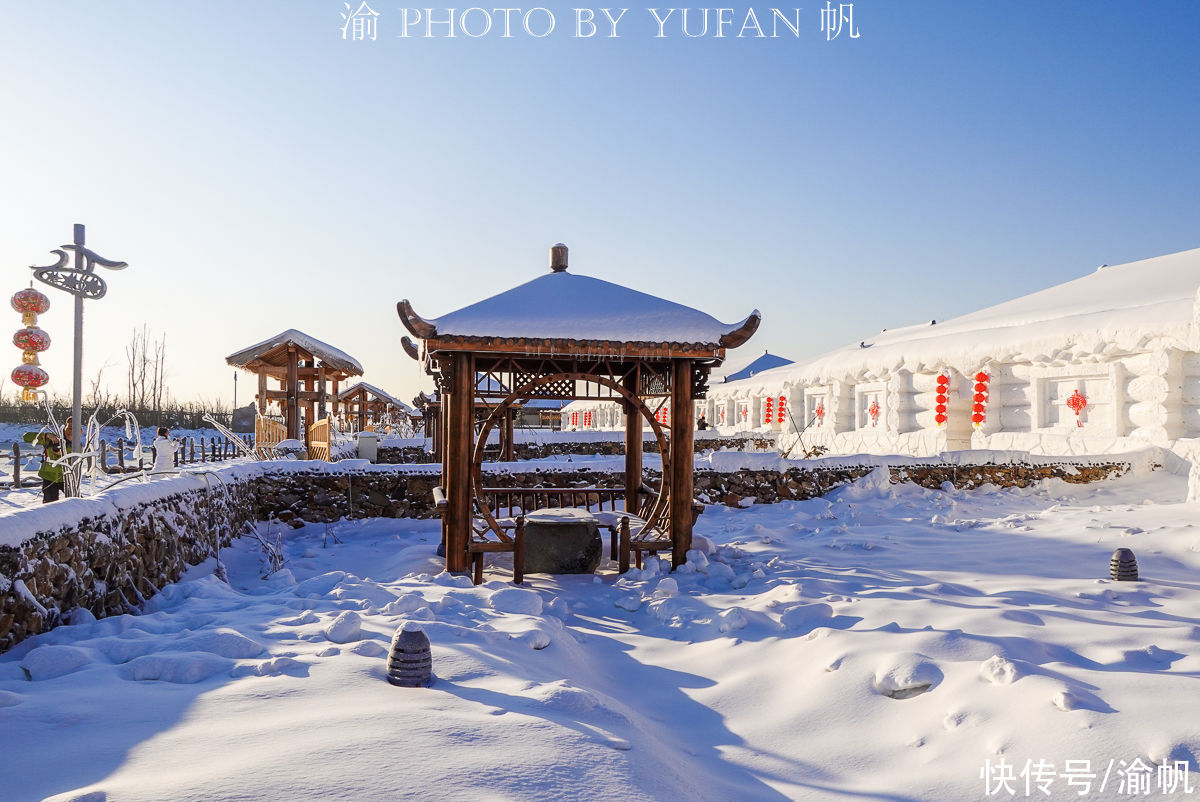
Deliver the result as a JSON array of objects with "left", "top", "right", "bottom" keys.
[
  {"left": 1110, "top": 548, "right": 1139, "bottom": 582},
  {"left": 387, "top": 622, "right": 432, "bottom": 687}
]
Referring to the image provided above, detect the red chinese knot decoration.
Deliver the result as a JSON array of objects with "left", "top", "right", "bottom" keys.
[
  {"left": 11, "top": 286, "right": 50, "bottom": 402},
  {"left": 934, "top": 373, "right": 950, "bottom": 426},
  {"left": 1066, "top": 389, "right": 1087, "bottom": 427},
  {"left": 971, "top": 371, "right": 990, "bottom": 427},
  {"left": 814, "top": 402, "right": 825, "bottom": 426},
  {"left": 868, "top": 399, "right": 880, "bottom": 427}
]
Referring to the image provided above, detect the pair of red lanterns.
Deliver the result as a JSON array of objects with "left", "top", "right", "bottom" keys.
[
  {"left": 934, "top": 371, "right": 990, "bottom": 427},
  {"left": 10, "top": 287, "right": 51, "bottom": 402}
]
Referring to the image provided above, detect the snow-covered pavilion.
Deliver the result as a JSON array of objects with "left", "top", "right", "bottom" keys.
[
  {"left": 225, "top": 329, "right": 363, "bottom": 444},
  {"left": 397, "top": 243, "right": 759, "bottom": 579},
  {"left": 337, "top": 381, "right": 416, "bottom": 433}
]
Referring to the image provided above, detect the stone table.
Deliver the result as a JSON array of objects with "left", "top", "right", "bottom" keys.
[{"left": 522, "top": 507, "right": 603, "bottom": 574}]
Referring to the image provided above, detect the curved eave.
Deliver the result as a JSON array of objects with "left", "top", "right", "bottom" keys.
[
  {"left": 718, "top": 310, "right": 761, "bottom": 350},
  {"left": 401, "top": 336, "right": 420, "bottom": 361},
  {"left": 397, "top": 300, "right": 437, "bottom": 339}
]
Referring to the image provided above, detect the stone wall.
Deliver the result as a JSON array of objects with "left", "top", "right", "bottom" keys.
[
  {"left": 0, "top": 456, "right": 1133, "bottom": 654},
  {"left": 0, "top": 481, "right": 255, "bottom": 653}
]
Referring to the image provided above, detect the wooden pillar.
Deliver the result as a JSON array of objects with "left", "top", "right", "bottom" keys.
[
  {"left": 503, "top": 407, "right": 516, "bottom": 461},
  {"left": 358, "top": 392, "right": 367, "bottom": 432},
  {"left": 317, "top": 366, "right": 328, "bottom": 420},
  {"left": 331, "top": 378, "right": 340, "bottom": 416},
  {"left": 285, "top": 344, "right": 299, "bottom": 440},
  {"left": 445, "top": 353, "right": 475, "bottom": 573},
  {"left": 433, "top": 401, "right": 445, "bottom": 463},
  {"left": 624, "top": 373, "right": 642, "bottom": 514},
  {"left": 256, "top": 372, "right": 267, "bottom": 415},
  {"left": 669, "top": 359, "right": 695, "bottom": 567}
]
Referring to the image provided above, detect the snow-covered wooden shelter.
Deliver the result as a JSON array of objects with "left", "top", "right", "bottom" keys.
[
  {"left": 225, "top": 329, "right": 364, "bottom": 451},
  {"left": 704, "top": 246, "right": 1200, "bottom": 467},
  {"left": 337, "top": 382, "right": 416, "bottom": 433},
  {"left": 397, "top": 243, "right": 759, "bottom": 579}
]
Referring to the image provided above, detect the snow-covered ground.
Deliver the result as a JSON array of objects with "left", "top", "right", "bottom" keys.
[{"left": 4, "top": 470, "right": 1200, "bottom": 800}]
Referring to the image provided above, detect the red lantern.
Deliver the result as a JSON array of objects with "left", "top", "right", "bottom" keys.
[
  {"left": 764, "top": 397, "right": 774, "bottom": 424},
  {"left": 935, "top": 413, "right": 947, "bottom": 424},
  {"left": 13, "top": 327, "right": 50, "bottom": 352},
  {"left": 10, "top": 288, "right": 50, "bottom": 316},
  {"left": 972, "top": 371, "right": 991, "bottom": 428},
  {"left": 11, "top": 364, "right": 48, "bottom": 388},
  {"left": 1066, "top": 389, "right": 1087, "bottom": 428}
]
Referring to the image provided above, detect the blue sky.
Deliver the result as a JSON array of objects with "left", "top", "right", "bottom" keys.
[{"left": 1, "top": 1, "right": 1198, "bottom": 408}]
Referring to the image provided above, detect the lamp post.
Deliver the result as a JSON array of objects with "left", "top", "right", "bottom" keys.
[{"left": 30, "top": 224, "right": 127, "bottom": 492}]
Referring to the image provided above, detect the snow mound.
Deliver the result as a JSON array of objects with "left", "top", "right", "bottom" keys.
[
  {"left": 778, "top": 602, "right": 834, "bottom": 632},
  {"left": 381, "top": 593, "right": 428, "bottom": 615},
  {"left": 92, "top": 636, "right": 158, "bottom": 664},
  {"left": 232, "top": 656, "right": 309, "bottom": 678},
  {"left": 172, "top": 629, "right": 265, "bottom": 659},
  {"left": 0, "top": 690, "right": 23, "bottom": 707},
  {"left": 20, "top": 645, "right": 93, "bottom": 681},
  {"left": 350, "top": 641, "right": 388, "bottom": 658},
  {"left": 488, "top": 587, "right": 543, "bottom": 615},
  {"left": 515, "top": 629, "right": 552, "bottom": 650},
  {"left": 120, "top": 652, "right": 232, "bottom": 683},
  {"left": 324, "top": 611, "right": 363, "bottom": 643},
  {"left": 979, "top": 655, "right": 1022, "bottom": 685},
  {"left": 716, "top": 607, "right": 747, "bottom": 633},
  {"left": 873, "top": 653, "right": 943, "bottom": 699}
]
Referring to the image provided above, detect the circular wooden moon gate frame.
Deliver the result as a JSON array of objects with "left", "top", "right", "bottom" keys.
[{"left": 470, "top": 372, "right": 671, "bottom": 542}]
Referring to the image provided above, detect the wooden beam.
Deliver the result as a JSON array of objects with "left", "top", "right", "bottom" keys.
[
  {"left": 423, "top": 336, "right": 725, "bottom": 360},
  {"left": 669, "top": 359, "right": 695, "bottom": 567}
]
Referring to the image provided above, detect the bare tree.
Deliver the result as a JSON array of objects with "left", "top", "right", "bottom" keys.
[{"left": 126, "top": 325, "right": 169, "bottom": 413}]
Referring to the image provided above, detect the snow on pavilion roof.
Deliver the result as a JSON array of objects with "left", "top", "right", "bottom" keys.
[
  {"left": 723, "top": 245, "right": 1200, "bottom": 392},
  {"left": 402, "top": 268, "right": 759, "bottom": 349},
  {"left": 337, "top": 381, "right": 414, "bottom": 414},
  {"left": 225, "top": 329, "right": 364, "bottom": 378}
]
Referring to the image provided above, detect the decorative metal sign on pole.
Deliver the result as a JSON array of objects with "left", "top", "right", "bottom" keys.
[{"left": 30, "top": 224, "right": 127, "bottom": 483}]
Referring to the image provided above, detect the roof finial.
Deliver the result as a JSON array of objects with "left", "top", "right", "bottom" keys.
[{"left": 550, "top": 243, "right": 568, "bottom": 273}]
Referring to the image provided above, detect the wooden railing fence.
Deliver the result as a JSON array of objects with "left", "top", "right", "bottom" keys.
[
  {"left": 8, "top": 434, "right": 256, "bottom": 488},
  {"left": 307, "top": 417, "right": 333, "bottom": 462}
]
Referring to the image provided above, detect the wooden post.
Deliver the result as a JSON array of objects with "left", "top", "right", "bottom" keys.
[
  {"left": 669, "top": 359, "right": 695, "bottom": 567},
  {"left": 189, "top": 437, "right": 196, "bottom": 463},
  {"left": 257, "top": 371, "right": 267, "bottom": 415},
  {"left": 117, "top": 437, "right": 126, "bottom": 472},
  {"left": 503, "top": 407, "right": 515, "bottom": 462},
  {"left": 623, "top": 375, "right": 642, "bottom": 515},
  {"left": 317, "top": 365, "right": 327, "bottom": 420},
  {"left": 286, "top": 344, "right": 299, "bottom": 440},
  {"left": 445, "top": 352, "right": 475, "bottom": 574},
  {"left": 357, "top": 390, "right": 367, "bottom": 433},
  {"left": 332, "top": 378, "right": 340, "bottom": 417},
  {"left": 100, "top": 440, "right": 108, "bottom": 474},
  {"left": 513, "top": 516, "right": 525, "bottom": 585},
  {"left": 12, "top": 443, "right": 20, "bottom": 489}
]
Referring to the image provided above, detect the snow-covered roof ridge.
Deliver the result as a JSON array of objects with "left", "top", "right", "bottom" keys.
[
  {"left": 402, "top": 269, "right": 759, "bottom": 347},
  {"left": 226, "top": 329, "right": 364, "bottom": 377},
  {"left": 337, "top": 381, "right": 413, "bottom": 413},
  {"left": 728, "top": 245, "right": 1200, "bottom": 390}
]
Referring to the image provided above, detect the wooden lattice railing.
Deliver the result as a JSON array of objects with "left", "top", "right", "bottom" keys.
[
  {"left": 307, "top": 417, "right": 333, "bottom": 462},
  {"left": 255, "top": 416, "right": 287, "bottom": 459}
]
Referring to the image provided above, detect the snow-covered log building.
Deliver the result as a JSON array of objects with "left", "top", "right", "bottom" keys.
[{"left": 702, "top": 246, "right": 1200, "bottom": 463}]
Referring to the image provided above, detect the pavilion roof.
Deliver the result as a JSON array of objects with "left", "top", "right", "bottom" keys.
[
  {"left": 398, "top": 248, "right": 758, "bottom": 357},
  {"left": 337, "top": 381, "right": 414, "bottom": 414},
  {"left": 225, "top": 329, "right": 364, "bottom": 379}
]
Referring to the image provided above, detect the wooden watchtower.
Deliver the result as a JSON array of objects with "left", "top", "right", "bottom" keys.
[{"left": 398, "top": 244, "right": 759, "bottom": 575}]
